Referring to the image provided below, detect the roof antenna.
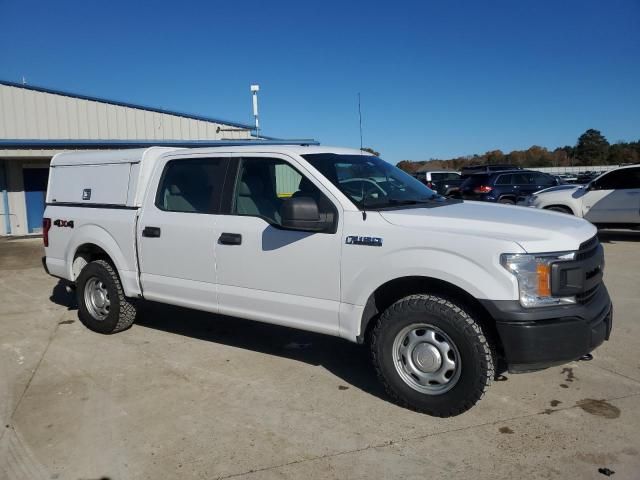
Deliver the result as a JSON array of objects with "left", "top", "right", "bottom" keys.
[
  {"left": 358, "top": 93, "right": 367, "bottom": 221},
  {"left": 358, "top": 93, "right": 363, "bottom": 152}
]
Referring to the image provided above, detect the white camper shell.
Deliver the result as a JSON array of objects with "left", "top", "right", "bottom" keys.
[{"left": 47, "top": 147, "right": 181, "bottom": 207}]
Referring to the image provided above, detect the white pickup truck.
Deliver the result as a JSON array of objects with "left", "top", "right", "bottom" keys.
[{"left": 43, "top": 142, "right": 612, "bottom": 417}]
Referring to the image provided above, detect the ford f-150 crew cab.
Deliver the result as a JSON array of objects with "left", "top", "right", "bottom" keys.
[{"left": 43, "top": 142, "right": 612, "bottom": 417}]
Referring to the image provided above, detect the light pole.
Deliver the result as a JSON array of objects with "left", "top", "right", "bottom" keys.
[{"left": 250, "top": 84, "right": 260, "bottom": 138}]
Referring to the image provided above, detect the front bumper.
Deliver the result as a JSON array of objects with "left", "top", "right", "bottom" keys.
[{"left": 481, "top": 285, "right": 612, "bottom": 372}]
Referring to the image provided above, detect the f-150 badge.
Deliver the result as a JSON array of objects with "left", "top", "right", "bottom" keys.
[{"left": 345, "top": 235, "right": 383, "bottom": 247}]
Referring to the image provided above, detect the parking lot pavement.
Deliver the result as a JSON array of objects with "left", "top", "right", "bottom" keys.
[{"left": 0, "top": 234, "right": 639, "bottom": 480}]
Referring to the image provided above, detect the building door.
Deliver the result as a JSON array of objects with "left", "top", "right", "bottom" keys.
[{"left": 23, "top": 168, "right": 49, "bottom": 233}]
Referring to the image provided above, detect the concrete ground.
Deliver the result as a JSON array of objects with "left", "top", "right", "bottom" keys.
[{"left": 0, "top": 233, "right": 639, "bottom": 480}]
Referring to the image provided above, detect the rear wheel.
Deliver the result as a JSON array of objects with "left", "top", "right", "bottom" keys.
[
  {"left": 76, "top": 259, "right": 137, "bottom": 334},
  {"left": 545, "top": 205, "right": 573, "bottom": 215},
  {"left": 370, "top": 294, "right": 494, "bottom": 417}
]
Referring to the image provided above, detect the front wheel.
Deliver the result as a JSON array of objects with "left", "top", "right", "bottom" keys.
[
  {"left": 370, "top": 294, "right": 494, "bottom": 417},
  {"left": 76, "top": 259, "right": 137, "bottom": 334}
]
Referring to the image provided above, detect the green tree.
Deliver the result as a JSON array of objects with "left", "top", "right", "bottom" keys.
[
  {"left": 361, "top": 147, "right": 380, "bottom": 156},
  {"left": 576, "top": 129, "right": 609, "bottom": 165},
  {"left": 396, "top": 160, "right": 419, "bottom": 173}
]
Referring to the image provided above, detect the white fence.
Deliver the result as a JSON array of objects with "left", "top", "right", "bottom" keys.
[{"left": 530, "top": 165, "right": 619, "bottom": 175}]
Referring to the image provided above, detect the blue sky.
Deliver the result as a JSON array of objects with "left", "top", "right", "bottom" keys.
[{"left": 1, "top": 0, "right": 639, "bottom": 163}]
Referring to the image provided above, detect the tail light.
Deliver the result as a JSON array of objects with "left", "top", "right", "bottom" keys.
[
  {"left": 426, "top": 181, "right": 434, "bottom": 189},
  {"left": 473, "top": 185, "right": 493, "bottom": 194},
  {"left": 43, "top": 218, "right": 51, "bottom": 247}
]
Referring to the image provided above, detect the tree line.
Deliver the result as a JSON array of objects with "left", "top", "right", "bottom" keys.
[{"left": 396, "top": 129, "right": 640, "bottom": 173}]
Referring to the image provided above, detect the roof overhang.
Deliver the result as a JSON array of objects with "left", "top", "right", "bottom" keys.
[{"left": 0, "top": 139, "right": 320, "bottom": 150}]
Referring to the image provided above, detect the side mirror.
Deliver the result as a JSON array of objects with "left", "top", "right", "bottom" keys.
[{"left": 281, "top": 196, "right": 333, "bottom": 232}]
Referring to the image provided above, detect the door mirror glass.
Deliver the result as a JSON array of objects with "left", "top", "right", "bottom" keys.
[{"left": 281, "top": 197, "right": 332, "bottom": 232}]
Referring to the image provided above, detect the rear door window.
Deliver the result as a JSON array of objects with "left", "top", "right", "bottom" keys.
[
  {"left": 156, "top": 158, "right": 229, "bottom": 213},
  {"left": 532, "top": 173, "right": 555, "bottom": 186},
  {"left": 511, "top": 173, "right": 531, "bottom": 185},
  {"left": 495, "top": 174, "right": 513, "bottom": 185}
]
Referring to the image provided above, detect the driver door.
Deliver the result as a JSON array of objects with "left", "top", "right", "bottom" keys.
[{"left": 214, "top": 154, "right": 344, "bottom": 335}]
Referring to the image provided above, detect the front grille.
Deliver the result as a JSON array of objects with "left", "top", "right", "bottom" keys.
[
  {"left": 576, "top": 236, "right": 599, "bottom": 261},
  {"left": 576, "top": 284, "right": 599, "bottom": 304},
  {"left": 579, "top": 236, "right": 598, "bottom": 251}
]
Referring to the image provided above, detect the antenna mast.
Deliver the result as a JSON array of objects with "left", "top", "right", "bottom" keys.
[{"left": 358, "top": 93, "right": 363, "bottom": 152}]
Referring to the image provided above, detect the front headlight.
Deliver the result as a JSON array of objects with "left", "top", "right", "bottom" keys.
[
  {"left": 500, "top": 252, "right": 576, "bottom": 308},
  {"left": 527, "top": 195, "right": 537, "bottom": 205}
]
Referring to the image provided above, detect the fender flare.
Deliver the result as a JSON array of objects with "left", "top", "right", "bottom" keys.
[{"left": 64, "top": 224, "right": 138, "bottom": 296}]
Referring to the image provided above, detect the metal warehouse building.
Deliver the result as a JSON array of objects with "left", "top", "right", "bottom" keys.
[{"left": 0, "top": 80, "right": 257, "bottom": 236}]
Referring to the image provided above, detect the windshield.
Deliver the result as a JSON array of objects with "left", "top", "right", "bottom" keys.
[{"left": 302, "top": 153, "right": 446, "bottom": 209}]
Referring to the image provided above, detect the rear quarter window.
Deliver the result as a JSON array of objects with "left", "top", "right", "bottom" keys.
[
  {"left": 431, "top": 172, "right": 460, "bottom": 181},
  {"left": 462, "top": 174, "right": 490, "bottom": 187}
]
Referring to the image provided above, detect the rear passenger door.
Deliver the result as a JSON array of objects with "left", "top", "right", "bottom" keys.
[
  {"left": 510, "top": 173, "right": 534, "bottom": 200},
  {"left": 137, "top": 155, "right": 230, "bottom": 312}
]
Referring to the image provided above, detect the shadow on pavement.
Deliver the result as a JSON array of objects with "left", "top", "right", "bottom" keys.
[
  {"left": 598, "top": 230, "right": 640, "bottom": 243},
  {"left": 49, "top": 280, "right": 386, "bottom": 400},
  {"left": 50, "top": 280, "right": 78, "bottom": 310},
  {"left": 136, "top": 301, "right": 386, "bottom": 399}
]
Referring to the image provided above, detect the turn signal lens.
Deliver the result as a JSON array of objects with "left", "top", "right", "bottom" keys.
[{"left": 536, "top": 263, "right": 551, "bottom": 297}]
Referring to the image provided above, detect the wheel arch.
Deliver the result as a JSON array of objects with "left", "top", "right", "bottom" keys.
[
  {"left": 543, "top": 204, "right": 575, "bottom": 215},
  {"left": 497, "top": 194, "right": 516, "bottom": 203},
  {"left": 65, "top": 224, "right": 139, "bottom": 297},
  {"left": 357, "top": 275, "right": 502, "bottom": 355}
]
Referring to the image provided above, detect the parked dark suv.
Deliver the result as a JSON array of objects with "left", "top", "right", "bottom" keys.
[{"left": 459, "top": 170, "right": 559, "bottom": 204}]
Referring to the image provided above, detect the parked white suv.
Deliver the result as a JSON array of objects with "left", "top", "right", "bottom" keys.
[
  {"left": 43, "top": 142, "right": 612, "bottom": 417},
  {"left": 527, "top": 165, "right": 640, "bottom": 228}
]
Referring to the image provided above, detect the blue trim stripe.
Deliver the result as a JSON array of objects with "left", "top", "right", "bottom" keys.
[
  {"left": 0, "top": 79, "right": 254, "bottom": 130},
  {"left": 0, "top": 139, "right": 320, "bottom": 149}
]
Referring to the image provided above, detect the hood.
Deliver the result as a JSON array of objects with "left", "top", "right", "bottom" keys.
[
  {"left": 535, "top": 184, "right": 581, "bottom": 195},
  {"left": 379, "top": 201, "right": 596, "bottom": 253}
]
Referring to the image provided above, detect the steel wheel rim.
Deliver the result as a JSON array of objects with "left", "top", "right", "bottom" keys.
[
  {"left": 84, "top": 277, "right": 111, "bottom": 321},
  {"left": 392, "top": 323, "right": 462, "bottom": 395}
]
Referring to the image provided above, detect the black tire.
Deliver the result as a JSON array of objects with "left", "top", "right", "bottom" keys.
[
  {"left": 370, "top": 294, "right": 494, "bottom": 417},
  {"left": 498, "top": 198, "right": 515, "bottom": 205},
  {"left": 76, "top": 259, "right": 137, "bottom": 334},
  {"left": 545, "top": 205, "right": 573, "bottom": 215}
]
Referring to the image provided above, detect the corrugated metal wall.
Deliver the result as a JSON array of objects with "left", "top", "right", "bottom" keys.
[{"left": 0, "top": 83, "right": 252, "bottom": 142}]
